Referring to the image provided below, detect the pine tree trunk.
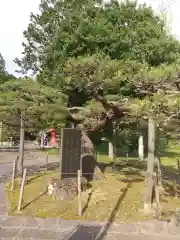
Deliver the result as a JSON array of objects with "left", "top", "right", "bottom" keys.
[
  {"left": 93, "top": 165, "right": 105, "bottom": 180},
  {"left": 155, "top": 155, "right": 163, "bottom": 186},
  {"left": 40, "top": 134, "right": 44, "bottom": 148},
  {"left": 19, "top": 112, "right": 25, "bottom": 178},
  {"left": 81, "top": 131, "right": 104, "bottom": 181},
  {"left": 144, "top": 118, "right": 155, "bottom": 213},
  {"left": 138, "top": 134, "right": 144, "bottom": 161}
]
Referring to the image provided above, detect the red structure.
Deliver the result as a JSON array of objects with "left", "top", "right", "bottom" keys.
[{"left": 47, "top": 128, "right": 57, "bottom": 147}]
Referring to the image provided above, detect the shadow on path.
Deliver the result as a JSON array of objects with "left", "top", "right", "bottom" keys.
[
  {"left": 63, "top": 225, "right": 102, "bottom": 240},
  {"left": 64, "top": 182, "right": 131, "bottom": 240},
  {"left": 95, "top": 182, "right": 131, "bottom": 240}
]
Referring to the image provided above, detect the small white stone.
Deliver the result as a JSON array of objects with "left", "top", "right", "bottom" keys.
[{"left": 47, "top": 184, "right": 55, "bottom": 196}]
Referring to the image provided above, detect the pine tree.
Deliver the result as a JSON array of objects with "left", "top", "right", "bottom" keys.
[{"left": 0, "top": 79, "right": 67, "bottom": 177}]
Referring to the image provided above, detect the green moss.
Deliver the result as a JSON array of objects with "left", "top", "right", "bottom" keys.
[
  {"left": 6, "top": 166, "right": 180, "bottom": 222},
  {"left": 6, "top": 140, "right": 180, "bottom": 221}
]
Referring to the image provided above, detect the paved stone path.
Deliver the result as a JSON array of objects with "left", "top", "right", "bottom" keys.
[
  {"left": 0, "top": 146, "right": 180, "bottom": 239},
  {"left": 0, "top": 215, "right": 180, "bottom": 239},
  {"left": 0, "top": 184, "right": 8, "bottom": 217}
]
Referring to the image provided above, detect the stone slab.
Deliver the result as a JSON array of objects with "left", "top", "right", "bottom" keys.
[
  {"left": 36, "top": 217, "right": 60, "bottom": 231},
  {"left": 0, "top": 228, "right": 20, "bottom": 238},
  {"left": 56, "top": 219, "right": 80, "bottom": 232},
  {"left": 19, "top": 228, "right": 69, "bottom": 240},
  {"left": 137, "top": 220, "right": 168, "bottom": 235},
  {"left": 20, "top": 217, "right": 42, "bottom": 229},
  {"left": 168, "top": 208, "right": 180, "bottom": 235},
  {"left": 0, "top": 205, "right": 8, "bottom": 216},
  {"left": 107, "top": 222, "right": 138, "bottom": 234},
  {"left": 101, "top": 234, "right": 180, "bottom": 240},
  {"left": 0, "top": 193, "right": 7, "bottom": 204},
  {"left": 0, "top": 216, "right": 25, "bottom": 228}
]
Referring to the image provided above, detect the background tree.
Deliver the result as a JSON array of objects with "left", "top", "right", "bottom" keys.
[
  {"left": 0, "top": 53, "right": 5, "bottom": 73},
  {"left": 0, "top": 53, "right": 16, "bottom": 144},
  {"left": 0, "top": 79, "right": 67, "bottom": 177},
  {"left": 0, "top": 53, "right": 15, "bottom": 83},
  {"left": 14, "top": 0, "right": 180, "bottom": 210},
  {"left": 15, "top": 0, "right": 180, "bottom": 83}
]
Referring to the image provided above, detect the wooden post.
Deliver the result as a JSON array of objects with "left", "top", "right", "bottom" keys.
[
  {"left": 173, "top": 180, "right": 178, "bottom": 198},
  {"left": 144, "top": 118, "right": 155, "bottom": 213},
  {"left": 155, "top": 156, "right": 163, "bottom": 186},
  {"left": 108, "top": 141, "right": 114, "bottom": 159},
  {"left": 45, "top": 152, "right": 49, "bottom": 171},
  {"left": 11, "top": 156, "right": 19, "bottom": 191},
  {"left": 155, "top": 174, "right": 161, "bottom": 219},
  {"left": 77, "top": 170, "right": 82, "bottom": 216},
  {"left": 19, "top": 111, "right": 25, "bottom": 179},
  {"left": 113, "top": 120, "right": 117, "bottom": 169},
  {"left": 0, "top": 121, "right": 3, "bottom": 146},
  {"left": 177, "top": 159, "right": 180, "bottom": 176},
  {"left": 59, "top": 128, "right": 64, "bottom": 180},
  {"left": 17, "top": 168, "right": 27, "bottom": 212},
  {"left": 138, "top": 133, "right": 144, "bottom": 161}
]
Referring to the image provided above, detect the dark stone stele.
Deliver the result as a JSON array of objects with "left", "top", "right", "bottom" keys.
[
  {"left": 60, "top": 128, "right": 81, "bottom": 179},
  {"left": 59, "top": 127, "right": 103, "bottom": 187}
]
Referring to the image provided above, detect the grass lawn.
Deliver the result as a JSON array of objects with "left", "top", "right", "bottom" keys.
[
  {"left": 6, "top": 170, "right": 147, "bottom": 222},
  {"left": 5, "top": 140, "right": 180, "bottom": 222},
  {"left": 6, "top": 160, "right": 180, "bottom": 223},
  {"left": 160, "top": 142, "right": 180, "bottom": 167},
  {"left": 41, "top": 148, "right": 59, "bottom": 155},
  {"left": 41, "top": 141, "right": 180, "bottom": 167}
]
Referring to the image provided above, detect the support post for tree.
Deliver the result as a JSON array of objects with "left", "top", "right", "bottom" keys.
[
  {"left": 108, "top": 141, "right": 114, "bottom": 159},
  {"left": 11, "top": 156, "right": 19, "bottom": 191},
  {"left": 177, "top": 159, "right": 180, "bottom": 176},
  {"left": 155, "top": 156, "right": 163, "bottom": 186},
  {"left": 113, "top": 120, "right": 117, "bottom": 167},
  {"left": 173, "top": 180, "right": 177, "bottom": 198},
  {"left": 155, "top": 173, "right": 161, "bottom": 219},
  {"left": 45, "top": 152, "right": 48, "bottom": 171},
  {"left": 40, "top": 133, "right": 44, "bottom": 148},
  {"left": 77, "top": 170, "right": 82, "bottom": 216},
  {"left": 17, "top": 168, "right": 27, "bottom": 212},
  {"left": 0, "top": 121, "right": 3, "bottom": 146},
  {"left": 138, "top": 133, "right": 144, "bottom": 161},
  {"left": 144, "top": 118, "right": 155, "bottom": 213},
  {"left": 108, "top": 120, "right": 116, "bottom": 161},
  {"left": 19, "top": 111, "right": 25, "bottom": 179}
]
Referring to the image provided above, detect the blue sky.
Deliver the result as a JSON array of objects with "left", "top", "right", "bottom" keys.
[{"left": 0, "top": 0, "right": 179, "bottom": 76}]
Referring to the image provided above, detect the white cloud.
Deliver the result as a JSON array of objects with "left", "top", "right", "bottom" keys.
[{"left": 0, "top": 0, "right": 179, "bottom": 76}]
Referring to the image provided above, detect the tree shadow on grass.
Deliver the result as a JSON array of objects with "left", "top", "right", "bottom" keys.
[
  {"left": 163, "top": 179, "right": 180, "bottom": 197},
  {"left": 97, "top": 159, "right": 146, "bottom": 174},
  {"left": 26, "top": 162, "right": 60, "bottom": 174},
  {"left": 82, "top": 191, "right": 93, "bottom": 215},
  {"left": 9, "top": 162, "right": 59, "bottom": 178},
  {"left": 23, "top": 162, "right": 60, "bottom": 184},
  {"left": 21, "top": 191, "right": 47, "bottom": 210},
  {"left": 94, "top": 182, "right": 132, "bottom": 240},
  {"left": 64, "top": 183, "right": 131, "bottom": 240},
  {"left": 98, "top": 159, "right": 146, "bottom": 186},
  {"left": 98, "top": 157, "right": 180, "bottom": 187},
  {"left": 161, "top": 165, "right": 180, "bottom": 184}
]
